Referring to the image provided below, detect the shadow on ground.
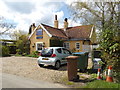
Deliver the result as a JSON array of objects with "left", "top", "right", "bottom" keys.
[
  {"left": 41, "top": 64, "right": 67, "bottom": 71},
  {"left": 71, "top": 78, "right": 96, "bottom": 83},
  {"left": 40, "top": 66, "right": 99, "bottom": 73}
]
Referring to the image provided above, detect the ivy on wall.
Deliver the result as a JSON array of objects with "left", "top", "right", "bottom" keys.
[{"left": 50, "top": 37, "right": 63, "bottom": 47}]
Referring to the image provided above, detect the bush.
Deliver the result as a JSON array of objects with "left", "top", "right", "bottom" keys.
[
  {"left": 26, "top": 51, "right": 39, "bottom": 58},
  {"left": 0, "top": 45, "right": 10, "bottom": 57},
  {"left": 16, "top": 49, "right": 21, "bottom": 55}
]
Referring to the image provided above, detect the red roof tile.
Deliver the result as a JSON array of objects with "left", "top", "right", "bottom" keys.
[
  {"left": 41, "top": 24, "right": 68, "bottom": 39},
  {"left": 66, "top": 25, "right": 93, "bottom": 40},
  {"left": 42, "top": 23, "right": 93, "bottom": 40}
]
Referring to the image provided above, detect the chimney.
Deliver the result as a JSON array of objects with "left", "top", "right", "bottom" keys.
[
  {"left": 64, "top": 18, "right": 68, "bottom": 31},
  {"left": 54, "top": 15, "right": 58, "bottom": 28},
  {"left": 31, "top": 23, "right": 36, "bottom": 32}
]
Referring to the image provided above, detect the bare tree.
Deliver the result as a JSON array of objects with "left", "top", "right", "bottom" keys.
[{"left": 0, "top": 16, "right": 15, "bottom": 35}]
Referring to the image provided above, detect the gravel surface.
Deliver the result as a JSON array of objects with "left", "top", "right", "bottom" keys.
[
  {"left": 2, "top": 56, "right": 92, "bottom": 88},
  {"left": 2, "top": 56, "right": 67, "bottom": 83}
]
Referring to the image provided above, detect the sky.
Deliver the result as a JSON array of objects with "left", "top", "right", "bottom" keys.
[{"left": 0, "top": 0, "right": 80, "bottom": 35}]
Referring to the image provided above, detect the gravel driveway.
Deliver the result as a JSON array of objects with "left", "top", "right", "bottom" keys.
[
  {"left": 2, "top": 56, "right": 92, "bottom": 88},
  {"left": 2, "top": 56, "right": 67, "bottom": 83}
]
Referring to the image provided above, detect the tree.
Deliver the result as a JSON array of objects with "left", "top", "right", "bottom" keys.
[
  {"left": 0, "top": 16, "right": 15, "bottom": 35},
  {"left": 70, "top": 2, "right": 120, "bottom": 82},
  {"left": 16, "top": 34, "right": 30, "bottom": 55},
  {"left": 70, "top": 2, "right": 119, "bottom": 30}
]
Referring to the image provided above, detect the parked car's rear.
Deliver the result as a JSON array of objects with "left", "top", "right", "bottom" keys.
[{"left": 37, "top": 47, "right": 72, "bottom": 69}]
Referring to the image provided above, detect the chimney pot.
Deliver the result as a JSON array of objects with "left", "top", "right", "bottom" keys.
[
  {"left": 64, "top": 18, "right": 67, "bottom": 22},
  {"left": 54, "top": 15, "right": 58, "bottom": 28},
  {"left": 55, "top": 15, "right": 57, "bottom": 20},
  {"left": 64, "top": 18, "right": 68, "bottom": 31}
]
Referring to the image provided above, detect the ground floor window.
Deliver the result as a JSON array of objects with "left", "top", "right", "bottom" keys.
[
  {"left": 63, "top": 42, "right": 70, "bottom": 49},
  {"left": 75, "top": 42, "right": 80, "bottom": 50},
  {"left": 36, "top": 42, "right": 43, "bottom": 51}
]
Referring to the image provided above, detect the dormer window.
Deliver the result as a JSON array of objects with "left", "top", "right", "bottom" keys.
[{"left": 36, "top": 29, "right": 43, "bottom": 39}]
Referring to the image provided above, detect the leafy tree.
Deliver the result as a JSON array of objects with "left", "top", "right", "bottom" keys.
[
  {"left": 70, "top": 2, "right": 120, "bottom": 82},
  {"left": 16, "top": 34, "right": 30, "bottom": 55},
  {"left": 70, "top": 2, "right": 119, "bottom": 30}
]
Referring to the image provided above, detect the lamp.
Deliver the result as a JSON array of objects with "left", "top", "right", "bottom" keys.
[{"left": 32, "top": 43, "right": 35, "bottom": 48}]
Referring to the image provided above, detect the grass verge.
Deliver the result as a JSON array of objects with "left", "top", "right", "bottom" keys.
[{"left": 81, "top": 80, "right": 119, "bottom": 88}]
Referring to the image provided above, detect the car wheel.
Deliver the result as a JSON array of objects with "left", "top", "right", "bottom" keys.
[
  {"left": 54, "top": 61, "right": 61, "bottom": 70},
  {"left": 38, "top": 64, "right": 44, "bottom": 67}
]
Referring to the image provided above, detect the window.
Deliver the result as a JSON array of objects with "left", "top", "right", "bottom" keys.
[
  {"left": 75, "top": 42, "right": 80, "bottom": 50},
  {"left": 62, "top": 48, "right": 72, "bottom": 54},
  {"left": 36, "top": 29, "right": 43, "bottom": 39},
  {"left": 36, "top": 29, "right": 43, "bottom": 35},
  {"left": 36, "top": 42, "right": 43, "bottom": 51},
  {"left": 63, "top": 42, "right": 70, "bottom": 49},
  {"left": 41, "top": 49, "right": 53, "bottom": 57},
  {"left": 56, "top": 48, "right": 62, "bottom": 54},
  {"left": 36, "top": 36, "right": 43, "bottom": 39}
]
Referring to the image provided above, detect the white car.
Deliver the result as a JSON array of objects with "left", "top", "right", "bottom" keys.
[
  {"left": 93, "top": 58, "right": 102, "bottom": 69},
  {"left": 37, "top": 47, "right": 72, "bottom": 69}
]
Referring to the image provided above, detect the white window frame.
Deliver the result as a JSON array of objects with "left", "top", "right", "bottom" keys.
[
  {"left": 75, "top": 42, "right": 80, "bottom": 50},
  {"left": 36, "top": 42, "right": 43, "bottom": 52},
  {"left": 63, "top": 42, "right": 70, "bottom": 49}
]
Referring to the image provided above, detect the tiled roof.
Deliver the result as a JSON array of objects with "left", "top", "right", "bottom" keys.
[
  {"left": 41, "top": 23, "right": 68, "bottom": 39},
  {"left": 42, "top": 24, "right": 93, "bottom": 40},
  {"left": 66, "top": 25, "right": 93, "bottom": 40}
]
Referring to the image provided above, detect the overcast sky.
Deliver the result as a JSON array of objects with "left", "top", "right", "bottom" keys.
[{"left": 0, "top": 0, "right": 81, "bottom": 34}]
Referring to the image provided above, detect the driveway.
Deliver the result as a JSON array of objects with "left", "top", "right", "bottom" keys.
[
  {"left": 2, "top": 73, "right": 67, "bottom": 88},
  {"left": 2, "top": 56, "right": 68, "bottom": 86},
  {"left": 2, "top": 56, "right": 91, "bottom": 88}
]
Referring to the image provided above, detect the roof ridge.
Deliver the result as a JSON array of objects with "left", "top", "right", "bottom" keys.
[
  {"left": 41, "top": 23, "right": 63, "bottom": 31},
  {"left": 41, "top": 23, "right": 68, "bottom": 37}
]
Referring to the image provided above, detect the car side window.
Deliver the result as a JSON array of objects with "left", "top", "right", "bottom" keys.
[
  {"left": 56, "top": 48, "right": 62, "bottom": 54},
  {"left": 63, "top": 48, "right": 71, "bottom": 54}
]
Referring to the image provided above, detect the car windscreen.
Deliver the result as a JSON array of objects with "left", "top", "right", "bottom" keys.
[{"left": 41, "top": 49, "right": 53, "bottom": 57}]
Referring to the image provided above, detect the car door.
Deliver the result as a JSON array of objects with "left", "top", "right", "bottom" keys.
[
  {"left": 55, "top": 48, "right": 64, "bottom": 64},
  {"left": 62, "top": 48, "right": 72, "bottom": 64}
]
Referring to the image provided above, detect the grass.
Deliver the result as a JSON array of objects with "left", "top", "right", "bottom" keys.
[
  {"left": 82, "top": 80, "right": 119, "bottom": 88},
  {"left": 60, "top": 72, "right": 119, "bottom": 88}
]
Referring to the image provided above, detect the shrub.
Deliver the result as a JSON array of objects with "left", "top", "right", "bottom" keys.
[{"left": 0, "top": 45, "right": 10, "bottom": 57}]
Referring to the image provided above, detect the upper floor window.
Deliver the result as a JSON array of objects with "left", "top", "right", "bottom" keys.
[
  {"left": 36, "top": 29, "right": 43, "bottom": 35},
  {"left": 75, "top": 42, "right": 80, "bottom": 50},
  {"left": 36, "top": 29, "right": 43, "bottom": 39},
  {"left": 63, "top": 42, "right": 70, "bottom": 49}
]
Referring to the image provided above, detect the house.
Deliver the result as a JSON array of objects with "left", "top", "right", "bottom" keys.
[{"left": 28, "top": 15, "right": 96, "bottom": 54}]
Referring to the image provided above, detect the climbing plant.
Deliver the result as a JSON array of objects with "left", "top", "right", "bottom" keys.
[{"left": 50, "top": 37, "right": 63, "bottom": 47}]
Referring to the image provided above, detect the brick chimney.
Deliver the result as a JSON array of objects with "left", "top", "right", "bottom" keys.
[
  {"left": 54, "top": 15, "right": 58, "bottom": 28},
  {"left": 64, "top": 18, "right": 68, "bottom": 31},
  {"left": 29, "top": 23, "right": 36, "bottom": 34},
  {"left": 31, "top": 23, "right": 36, "bottom": 32}
]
